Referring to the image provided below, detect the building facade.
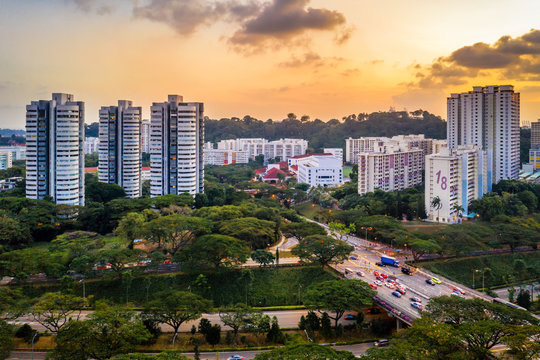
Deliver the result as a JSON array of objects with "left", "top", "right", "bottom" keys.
[
  {"left": 357, "top": 145, "right": 423, "bottom": 195},
  {"left": 425, "top": 146, "right": 489, "bottom": 223},
  {"left": 150, "top": 95, "right": 204, "bottom": 197},
  {"left": 98, "top": 100, "right": 142, "bottom": 198},
  {"left": 215, "top": 138, "right": 308, "bottom": 161},
  {"left": 0, "top": 151, "right": 12, "bottom": 169},
  {"left": 141, "top": 119, "right": 151, "bottom": 153},
  {"left": 0, "top": 146, "right": 26, "bottom": 161},
  {"left": 84, "top": 137, "right": 99, "bottom": 154},
  {"left": 25, "top": 93, "right": 85, "bottom": 206},
  {"left": 447, "top": 85, "right": 520, "bottom": 183},
  {"left": 346, "top": 135, "right": 436, "bottom": 164},
  {"left": 296, "top": 154, "right": 343, "bottom": 188},
  {"left": 345, "top": 137, "right": 387, "bottom": 163},
  {"left": 324, "top": 148, "right": 344, "bottom": 164},
  {"left": 204, "top": 149, "right": 249, "bottom": 166}
]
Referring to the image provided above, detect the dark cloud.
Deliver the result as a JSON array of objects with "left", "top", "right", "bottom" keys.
[
  {"left": 410, "top": 29, "right": 540, "bottom": 88},
  {"left": 133, "top": 0, "right": 260, "bottom": 36},
  {"left": 228, "top": 0, "right": 348, "bottom": 51}
]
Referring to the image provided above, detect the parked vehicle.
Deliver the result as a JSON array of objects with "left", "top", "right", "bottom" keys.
[
  {"left": 401, "top": 267, "right": 413, "bottom": 275},
  {"left": 344, "top": 314, "right": 357, "bottom": 320},
  {"left": 374, "top": 339, "right": 390, "bottom": 347},
  {"left": 426, "top": 279, "right": 436, "bottom": 286},
  {"left": 381, "top": 256, "right": 399, "bottom": 267},
  {"left": 392, "top": 291, "right": 402, "bottom": 298}
]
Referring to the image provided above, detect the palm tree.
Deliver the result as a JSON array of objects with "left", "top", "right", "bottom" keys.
[
  {"left": 452, "top": 203, "right": 465, "bottom": 222},
  {"left": 431, "top": 196, "right": 442, "bottom": 222}
]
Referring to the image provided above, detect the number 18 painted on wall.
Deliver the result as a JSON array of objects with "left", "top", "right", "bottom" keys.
[{"left": 435, "top": 170, "right": 448, "bottom": 190}]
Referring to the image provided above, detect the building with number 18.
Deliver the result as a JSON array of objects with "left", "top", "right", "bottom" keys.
[{"left": 425, "top": 145, "right": 489, "bottom": 223}]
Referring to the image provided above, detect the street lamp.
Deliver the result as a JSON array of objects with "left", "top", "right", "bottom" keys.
[
  {"left": 473, "top": 269, "right": 485, "bottom": 292},
  {"left": 31, "top": 332, "right": 37, "bottom": 360},
  {"left": 360, "top": 226, "right": 372, "bottom": 240}
]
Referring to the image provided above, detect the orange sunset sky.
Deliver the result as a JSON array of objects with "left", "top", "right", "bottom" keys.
[{"left": 1, "top": 0, "right": 540, "bottom": 128}]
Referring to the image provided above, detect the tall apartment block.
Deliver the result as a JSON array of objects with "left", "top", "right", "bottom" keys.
[
  {"left": 357, "top": 144, "right": 423, "bottom": 195},
  {"left": 530, "top": 120, "right": 540, "bottom": 170},
  {"left": 98, "top": 100, "right": 142, "bottom": 198},
  {"left": 25, "top": 93, "right": 85, "bottom": 206},
  {"left": 425, "top": 145, "right": 488, "bottom": 223},
  {"left": 0, "top": 152, "right": 12, "bottom": 170},
  {"left": 150, "top": 95, "right": 204, "bottom": 197},
  {"left": 447, "top": 85, "right": 520, "bottom": 184},
  {"left": 141, "top": 119, "right": 151, "bottom": 153}
]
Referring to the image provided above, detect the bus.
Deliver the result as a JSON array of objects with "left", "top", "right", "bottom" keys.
[{"left": 492, "top": 297, "right": 527, "bottom": 311}]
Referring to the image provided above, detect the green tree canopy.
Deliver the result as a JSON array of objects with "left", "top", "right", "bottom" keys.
[
  {"left": 292, "top": 235, "right": 353, "bottom": 267},
  {"left": 281, "top": 221, "right": 326, "bottom": 242},
  {"left": 254, "top": 343, "right": 356, "bottom": 360}
]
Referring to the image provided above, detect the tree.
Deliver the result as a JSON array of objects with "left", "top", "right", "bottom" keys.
[
  {"left": 219, "top": 217, "right": 277, "bottom": 250},
  {"left": 0, "top": 287, "right": 28, "bottom": 320},
  {"left": 143, "top": 215, "right": 212, "bottom": 255},
  {"left": 292, "top": 235, "right": 353, "bottom": 267},
  {"left": 303, "top": 280, "right": 375, "bottom": 328},
  {"left": 0, "top": 214, "right": 31, "bottom": 249},
  {"left": 144, "top": 290, "right": 212, "bottom": 340},
  {"left": 116, "top": 212, "right": 145, "bottom": 249},
  {"left": 328, "top": 222, "right": 355, "bottom": 241},
  {"left": 451, "top": 203, "right": 465, "bottom": 221},
  {"left": 431, "top": 196, "right": 442, "bottom": 221},
  {"left": 254, "top": 344, "right": 356, "bottom": 360},
  {"left": 98, "top": 247, "right": 144, "bottom": 279},
  {"left": 175, "top": 234, "right": 250, "bottom": 273},
  {"left": 266, "top": 316, "right": 284, "bottom": 344},
  {"left": 114, "top": 353, "right": 190, "bottom": 359},
  {"left": 85, "top": 181, "right": 126, "bottom": 203},
  {"left": 49, "top": 302, "right": 151, "bottom": 360},
  {"left": 251, "top": 249, "right": 275, "bottom": 267},
  {"left": 406, "top": 238, "right": 441, "bottom": 262},
  {"left": 516, "top": 289, "right": 531, "bottom": 310},
  {"left": 282, "top": 222, "right": 327, "bottom": 242},
  {"left": 0, "top": 320, "right": 14, "bottom": 360},
  {"left": 30, "top": 292, "right": 88, "bottom": 334},
  {"left": 219, "top": 303, "right": 259, "bottom": 344}
]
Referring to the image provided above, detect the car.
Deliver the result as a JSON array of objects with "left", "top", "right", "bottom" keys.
[
  {"left": 350, "top": 256, "right": 357, "bottom": 260},
  {"left": 227, "top": 356, "right": 245, "bottom": 360},
  {"left": 396, "top": 284, "right": 407, "bottom": 291},
  {"left": 344, "top": 314, "right": 357, "bottom": 320},
  {"left": 431, "top": 277, "right": 442, "bottom": 284},
  {"left": 375, "top": 262, "right": 386, "bottom": 267},
  {"left": 451, "top": 292, "right": 464, "bottom": 297},
  {"left": 376, "top": 276, "right": 384, "bottom": 281},
  {"left": 366, "top": 308, "right": 381, "bottom": 314},
  {"left": 425, "top": 279, "right": 436, "bottom": 286},
  {"left": 401, "top": 267, "right": 413, "bottom": 275},
  {"left": 374, "top": 280, "right": 383, "bottom": 286},
  {"left": 385, "top": 282, "right": 395, "bottom": 289},
  {"left": 453, "top": 287, "right": 466, "bottom": 295},
  {"left": 374, "top": 339, "right": 389, "bottom": 347},
  {"left": 369, "top": 283, "right": 378, "bottom": 290},
  {"left": 410, "top": 297, "right": 422, "bottom": 303},
  {"left": 392, "top": 291, "right": 402, "bottom": 298},
  {"left": 380, "top": 273, "right": 388, "bottom": 279},
  {"left": 356, "top": 271, "right": 365, "bottom": 277},
  {"left": 373, "top": 271, "right": 380, "bottom": 277},
  {"left": 396, "top": 287, "right": 406, "bottom": 295},
  {"left": 411, "top": 302, "right": 424, "bottom": 310}
]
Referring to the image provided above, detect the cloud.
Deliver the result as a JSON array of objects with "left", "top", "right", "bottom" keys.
[
  {"left": 278, "top": 52, "right": 345, "bottom": 68},
  {"left": 228, "top": 0, "right": 348, "bottom": 51},
  {"left": 409, "top": 29, "right": 540, "bottom": 88},
  {"left": 68, "top": 0, "right": 115, "bottom": 14}
]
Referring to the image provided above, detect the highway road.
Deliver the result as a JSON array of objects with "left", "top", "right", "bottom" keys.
[{"left": 8, "top": 343, "right": 374, "bottom": 359}]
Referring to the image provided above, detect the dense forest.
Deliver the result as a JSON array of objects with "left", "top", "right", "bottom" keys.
[{"left": 204, "top": 110, "right": 446, "bottom": 150}]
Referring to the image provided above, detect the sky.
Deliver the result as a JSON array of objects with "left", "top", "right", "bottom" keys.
[{"left": 1, "top": 0, "right": 540, "bottom": 129}]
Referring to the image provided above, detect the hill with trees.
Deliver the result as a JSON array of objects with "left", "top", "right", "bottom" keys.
[{"left": 204, "top": 110, "right": 446, "bottom": 150}]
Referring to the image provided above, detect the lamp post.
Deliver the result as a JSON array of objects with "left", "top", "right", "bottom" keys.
[
  {"left": 31, "top": 332, "right": 37, "bottom": 360},
  {"left": 360, "top": 226, "right": 372, "bottom": 241}
]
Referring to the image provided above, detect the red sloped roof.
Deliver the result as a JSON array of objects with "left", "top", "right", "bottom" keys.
[
  {"left": 263, "top": 167, "right": 288, "bottom": 180},
  {"left": 255, "top": 168, "right": 267, "bottom": 175},
  {"left": 278, "top": 161, "right": 289, "bottom": 169},
  {"left": 290, "top": 165, "right": 298, "bottom": 171}
]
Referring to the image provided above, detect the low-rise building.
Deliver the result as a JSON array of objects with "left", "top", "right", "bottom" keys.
[
  {"left": 296, "top": 154, "right": 343, "bottom": 188},
  {"left": 425, "top": 145, "right": 489, "bottom": 223},
  {"left": 215, "top": 138, "right": 308, "bottom": 161},
  {"left": 0, "top": 177, "right": 23, "bottom": 192},
  {"left": 0, "top": 146, "right": 26, "bottom": 161},
  {"left": 204, "top": 149, "right": 249, "bottom": 166},
  {"left": 324, "top": 148, "right": 344, "bottom": 164},
  {"left": 84, "top": 137, "right": 100, "bottom": 154},
  {"left": 0, "top": 151, "right": 13, "bottom": 169}
]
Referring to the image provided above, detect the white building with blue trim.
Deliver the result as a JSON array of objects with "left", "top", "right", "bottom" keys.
[{"left": 425, "top": 145, "right": 489, "bottom": 223}]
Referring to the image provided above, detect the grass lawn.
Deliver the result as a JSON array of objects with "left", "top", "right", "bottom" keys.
[
  {"left": 294, "top": 202, "right": 326, "bottom": 220},
  {"left": 343, "top": 166, "right": 353, "bottom": 178},
  {"left": 403, "top": 221, "right": 447, "bottom": 234},
  {"left": 19, "top": 266, "right": 338, "bottom": 308},
  {"left": 419, "top": 251, "right": 540, "bottom": 289}
]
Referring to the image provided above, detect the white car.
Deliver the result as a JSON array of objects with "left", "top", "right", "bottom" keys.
[
  {"left": 374, "top": 280, "right": 383, "bottom": 286},
  {"left": 385, "top": 282, "right": 395, "bottom": 289},
  {"left": 356, "top": 271, "right": 365, "bottom": 277}
]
